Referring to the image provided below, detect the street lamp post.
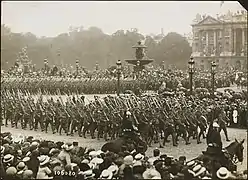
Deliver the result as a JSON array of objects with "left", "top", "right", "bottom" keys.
[
  {"left": 76, "top": 59, "right": 79, "bottom": 77},
  {"left": 211, "top": 61, "right": 217, "bottom": 97},
  {"left": 116, "top": 60, "right": 122, "bottom": 96},
  {"left": 44, "top": 59, "right": 48, "bottom": 75},
  {"left": 136, "top": 60, "right": 140, "bottom": 79},
  {"left": 188, "top": 56, "right": 195, "bottom": 95},
  {"left": 162, "top": 61, "right": 165, "bottom": 70}
]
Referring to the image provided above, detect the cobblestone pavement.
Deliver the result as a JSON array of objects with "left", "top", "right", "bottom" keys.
[{"left": 2, "top": 126, "right": 247, "bottom": 171}]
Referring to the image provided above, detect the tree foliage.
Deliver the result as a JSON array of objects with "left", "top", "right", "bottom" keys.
[{"left": 1, "top": 25, "right": 192, "bottom": 70}]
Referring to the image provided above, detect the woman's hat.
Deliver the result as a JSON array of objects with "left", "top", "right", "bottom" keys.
[
  {"left": 3, "top": 154, "right": 14, "bottom": 163},
  {"left": 38, "top": 155, "right": 50, "bottom": 166},
  {"left": 216, "top": 167, "right": 230, "bottom": 179},
  {"left": 100, "top": 169, "right": 113, "bottom": 179}
]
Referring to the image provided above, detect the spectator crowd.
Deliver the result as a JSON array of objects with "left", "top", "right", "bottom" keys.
[{"left": 1, "top": 132, "right": 247, "bottom": 180}]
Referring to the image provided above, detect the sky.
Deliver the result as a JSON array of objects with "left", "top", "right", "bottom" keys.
[{"left": 1, "top": 1, "right": 246, "bottom": 38}]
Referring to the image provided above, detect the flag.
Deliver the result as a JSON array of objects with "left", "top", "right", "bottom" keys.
[{"left": 220, "top": 1, "right": 224, "bottom": 7}]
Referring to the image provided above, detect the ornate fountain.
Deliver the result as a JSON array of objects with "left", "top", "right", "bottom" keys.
[{"left": 125, "top": 41, "right": 154, "bottom": 72}]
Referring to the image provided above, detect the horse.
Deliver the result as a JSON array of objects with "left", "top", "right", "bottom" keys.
[
  {"left": 101, "top": 136, "right": 148, "bottom": 154},
  {"left": 194, "top": 139, "right": 245, "bottom": 171}
]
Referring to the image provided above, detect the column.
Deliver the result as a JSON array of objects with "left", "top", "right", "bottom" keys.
[
  {"left": 233, "top": 28, "right": 236, "bottom": 55},
  {"left": 214, "top": 30, "right": 216, "bottom": 55},
  {"left": 242, "top": 28, "right": 245, "bottom": 48},
  {"left": 206, "top": 31, "right": 209, "bottom": 47},
  {"left": 229, "top": 28, "right": 233, "bottom": 55}
]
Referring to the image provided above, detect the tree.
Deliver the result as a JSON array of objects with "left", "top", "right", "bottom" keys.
[{"left": 158, "top": 32, "right": 192, "bottom": 69}]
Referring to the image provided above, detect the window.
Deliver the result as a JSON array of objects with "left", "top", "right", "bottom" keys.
[
  {"left": 194, "top": 32, "right": 199, "bottom": 39},
  {"left": 224, "top": 29, "right": 230, "bottom": 37}
]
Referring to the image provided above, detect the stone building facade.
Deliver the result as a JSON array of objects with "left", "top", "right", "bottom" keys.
[{"left": 191, "top": 11, "right": 247, "bottom": 70}]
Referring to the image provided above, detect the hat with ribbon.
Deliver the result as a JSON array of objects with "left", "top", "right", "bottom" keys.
[
  {"left": 16, "top": 161, "right": 26, "bottom": 171},
  {"left": 3, "top": 154, "right": 14, "bottom": 163}
]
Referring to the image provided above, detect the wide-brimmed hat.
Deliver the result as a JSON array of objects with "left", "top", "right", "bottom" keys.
[
  {"left": 83, "top": 169, "right": 95, "bottom": 179},
  {"left": 216, "top": 167, "right": 230, "bottom": 179},
  {"left": 81, "top": 159, "right": 90, "bottom": 164},
  {"left": 143, "top": 168, "right": 161, "bottom": 179},
  {"left": 134, "top": 153, "right": 144, "bottom": 161},
  {"left": 49, "top": 148, "right": 60, "bottom": 155},
  {"left": 213, "top": 122, "right": 220, "bottom": 128},
  {"left": 124, "top": 155, "right": 133, "bottom": 166},
  {"left": 22, "top": 157, "right": 30, "bottom": 163},
  {"left": 89, "top": 151, "right": 97, "bottom": 157},
  {"left": 23, "top": 170, "right": 34, "bottom": 179},
  {"left": 17, "top": 161, "right": 26, "bottom": 171},
  {"left": 193, "top": 165, "right": 206, "bottom": 177},
  {"left": 90, "top": 157, "right": 104, "bottom": 165},
  {"left": 100, "top": 169, "right": 113, "bottom": 179},
  {"left": 62, "top": 143, "right": 73, "bottom": 151},
  {"left": 38, "top": 155, "right": 50, "bottom": 166},
  {"left": 3, "top": 154, "right": 14, "bottom": 163},
  {"left": 108, "top": 164, "right": 119, "bottom": 175}
]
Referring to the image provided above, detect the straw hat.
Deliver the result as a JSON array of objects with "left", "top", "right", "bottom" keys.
[
  {"left": 100, "top": 169, "right": 113, "bottom": 179},
  {"left": 91, "top": 157, "right": 104, "bottom": 165},
  {"left": 22, "top": 157, "right": 30, "bottom": 163},
  {"left": 16, "top": 162, "right": 26, "bottom": 171},
  {"left": 216, "top": 167, "right": 230, "bottom": 180},
  {"left": 134, "top": 153, "right": 144, "bottom": 161},
  {"left": 108, "top": 164, "right": 119, "bottom": 175},
  {"left": 81, "top": 159, "right": 90, "bottom": 164},
  {"left": 89, "top": 151, "right": 97, "bottom": 157},
  {"left": 38, "top": 155, "right": 50, "bottom": 166},
  {"left": 83, "top": 169, "right": 95, "bottom": 179},
  {"left": 3, "top": 154, "right": 14, "bottom": 163},
  {"left": 186, "top": 160, "right": 196, "bottom": 169},
  {"left": 213, "top": 122, "right": 220, "bottom": 128},
  {"left": 62, "top": 143, "right": 73, "bottom": 151}
]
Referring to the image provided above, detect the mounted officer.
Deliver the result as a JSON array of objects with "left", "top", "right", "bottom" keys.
[
  {"left": 121, "top": 110, "right": 140, "bottom": 141},
  {"left": 206, "top": 121, "right": 222, "bottom": 153}
]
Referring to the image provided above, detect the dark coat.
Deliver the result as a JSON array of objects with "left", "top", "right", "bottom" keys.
[
  {"left": 206, "top": 123, "right": 222, "bottom": 149},
  {"left": 27, "top": 152, "right": 40, "bottom": 177}
]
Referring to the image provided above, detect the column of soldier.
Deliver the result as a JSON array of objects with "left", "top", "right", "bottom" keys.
[
  {"left": 2, "top": 86, "right": 238, "bottom": 147},
  {"left": 0, "top": 69, "right": 241, "bottom": 95}
]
